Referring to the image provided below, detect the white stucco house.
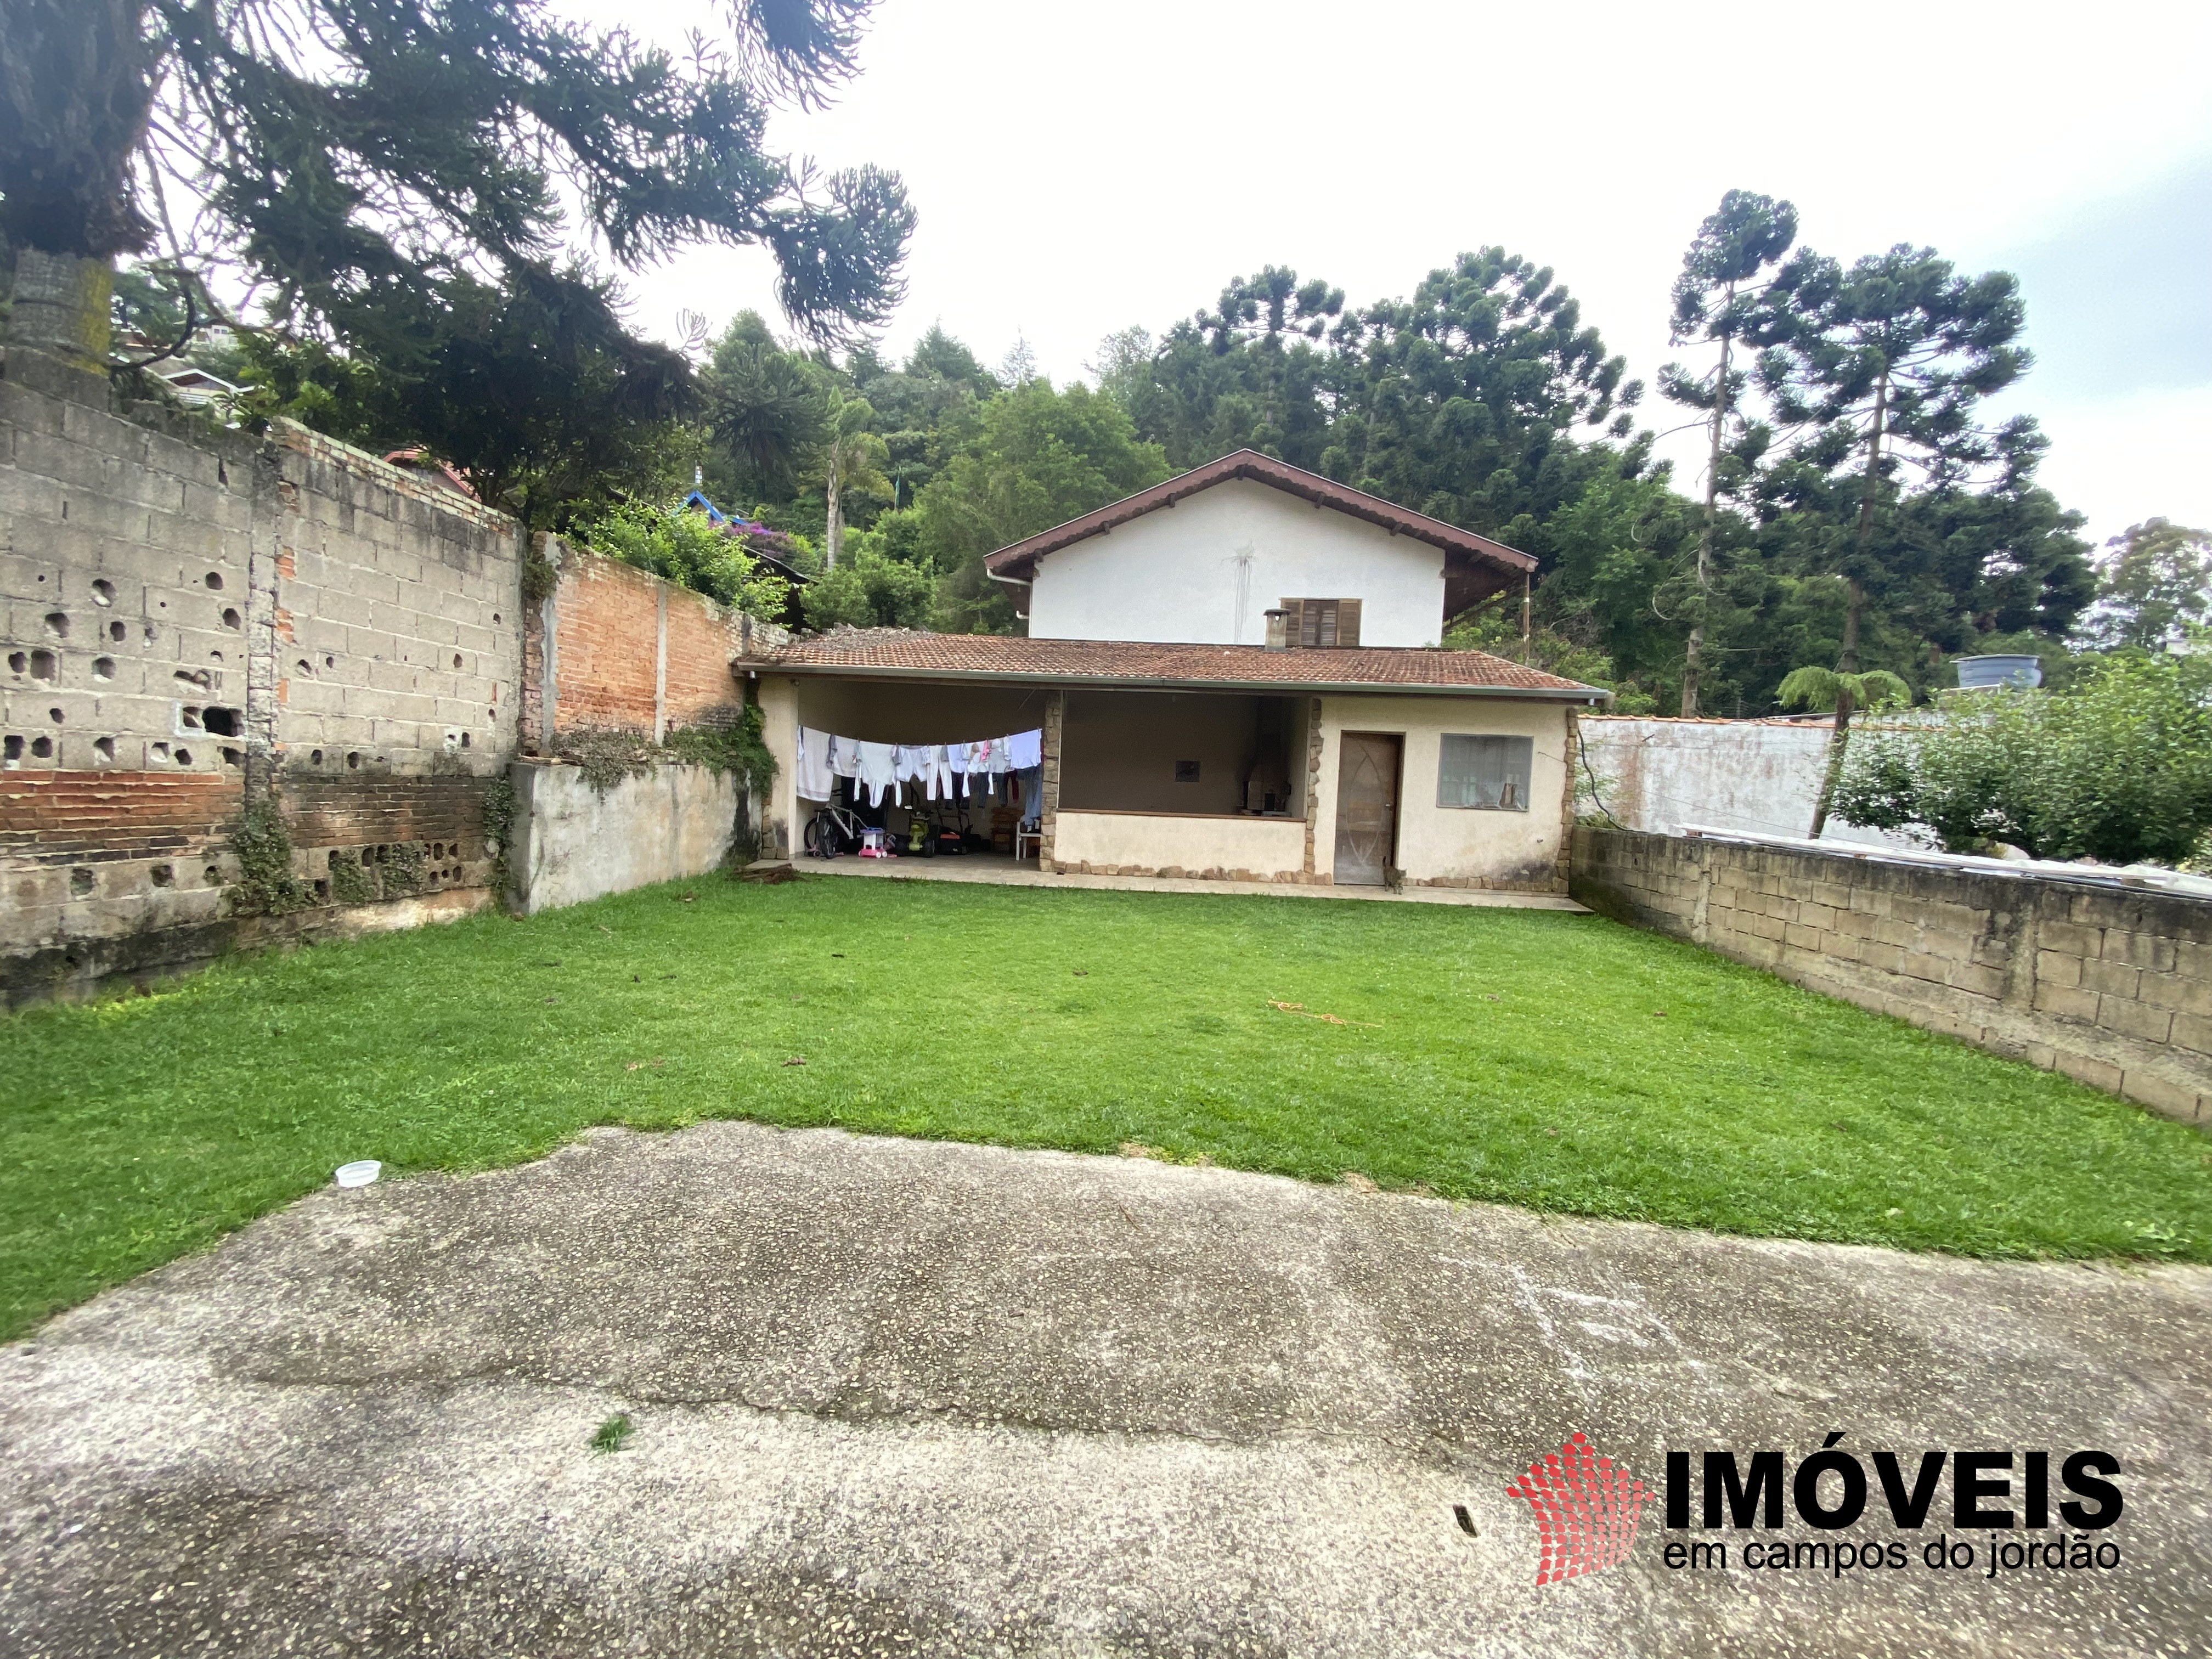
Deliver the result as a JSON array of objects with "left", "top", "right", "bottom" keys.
[{"left": 741, "top": 451, "right": 1609, "bottom": 893}]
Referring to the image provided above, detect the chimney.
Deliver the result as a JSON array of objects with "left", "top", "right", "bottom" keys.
[{"left": 1263, "top": 608, "right": 1289, "bottom": 650}]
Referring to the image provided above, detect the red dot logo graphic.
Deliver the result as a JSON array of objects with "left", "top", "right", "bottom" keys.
[{"left": 1505, "top": 1432, "right": 1648, "bottom": 1585}]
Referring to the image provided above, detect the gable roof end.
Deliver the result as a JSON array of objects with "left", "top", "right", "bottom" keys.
[{"left": 981, "top": 449, "right": 1538, "bottom": 586}]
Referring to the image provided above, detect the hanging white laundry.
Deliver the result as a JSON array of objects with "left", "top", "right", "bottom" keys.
[
  {"left": 974, "top": 737, "right": 1007, "bottom": 775},
  {"left": 1007, "top": 728, "right": 1042, "bottom": 770},
  {"left": 830, "top": 735, "right": 859, "bottom": 778},
  {"left": 855, "top": 741, "right": 902, "bottom": 808},
  {"left": 796, "top": 726, "right": 836, "bottom": 802},
  {"left": 921, "top": 744, "right": 954, "bottom": 800}
]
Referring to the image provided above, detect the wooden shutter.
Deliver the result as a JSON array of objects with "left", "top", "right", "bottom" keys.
[
  {"left": 1336, "top": 599, "right": 1361, "bottom": 647},
  {"left": 1280, "top": 599, "right": 1305, "bottom": 646}
]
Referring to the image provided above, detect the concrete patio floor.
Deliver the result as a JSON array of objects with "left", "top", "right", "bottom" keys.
[
  {"left": 2, "top": 1122, "right": 2204, "bottom": 1657},
  {"left": 790, "top": 850, "right": 1589, "bottom": 909}
]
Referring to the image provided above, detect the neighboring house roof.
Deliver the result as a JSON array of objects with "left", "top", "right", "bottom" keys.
[
  {"left": 740, "top": 628, "right": 1605, "bottom": 701},
  {"left": 140, "top": 360, "right": 242, "bottom": 410},
  {"left": 982, "top": 450, "right": 1538, "bottom": 617},
  {"left": 383, "top": 449, "right": 480, "bottom": 501}
]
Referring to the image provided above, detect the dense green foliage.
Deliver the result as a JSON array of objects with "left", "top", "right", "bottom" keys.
[
  {"left": 8, "top": 876, "right": 2209, "bottom": 1338},
  {"left": 2079, "top": 519, "right": 2212, "bottom": 651},
  {"left": 799, "top": 531, "right": 934, "bottom": 630},
  {"left": 1834, "top": 652, "right": 2212, "bottom": 864},
  {"left": 575, "top": 498, "right": 791, "bottom": 619},
  {"left": 27, "top": 7, "right": 2171, "bottom": 732},
  {"left": 1, "top": 1, "right": 913, "bottom": 528}
]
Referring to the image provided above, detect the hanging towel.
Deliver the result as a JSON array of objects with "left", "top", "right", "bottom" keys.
[
  {"left": 855, "top": 741, "right": 902, "bottom": 808},
  {"left": 830, "top": 735, "right": 859, "bottom": 778},
  {"left": 797, "top": 726, "right": 836, "bottom": 803},
  {"left": 1007, "top": 728, "right": 1042, "bottom": 770}
]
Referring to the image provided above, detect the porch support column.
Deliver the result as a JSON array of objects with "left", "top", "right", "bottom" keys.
[
  {"left": 1301, "top": 696, "right": 1324, "bottom": 880},
  {"left": 1038, "top": 689, "right": 1065, "bottom": 873},
  {"left": 754, "top": 674, "right": 801, "bottom": 860}
]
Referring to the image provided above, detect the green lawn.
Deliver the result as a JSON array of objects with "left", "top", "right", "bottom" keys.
[{"left": 7, "top": 873, "right": 2210, "bottom": 1338}]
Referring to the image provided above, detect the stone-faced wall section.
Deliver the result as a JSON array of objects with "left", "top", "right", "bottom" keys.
[{"left": 1572, "top": 827, "right": 2212, "bottom": 1126}]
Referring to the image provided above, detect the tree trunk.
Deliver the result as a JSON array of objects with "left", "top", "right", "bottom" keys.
[
  {"left": 1811, "top": 371, "right": 1889, "bottom": 837},
  {"left": 1808, "top": 674, "right": 1855, "bottom": 840},
  {"left": 1681, "top": 284, "right": 1733, "bottom": 718},
  {"left": 1842, "top": 371, "right": 1888, "bottom": 675},
  {"left": 4, "top": 247, "right": 115, "bottom": 399},
  {"left": 824, "top": 461, "right": 844, "bottom": 569}
]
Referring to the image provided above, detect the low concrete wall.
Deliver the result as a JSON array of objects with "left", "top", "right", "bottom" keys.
[
  {"left": 1050, "top": 809, "right": 1308, "bottom": 881},
  {"left": 1572, "top": 827, "right": 2212, "bottom": 1126},
  {"left": 509, "top": 760, "right": 740, "bottom": 914}
]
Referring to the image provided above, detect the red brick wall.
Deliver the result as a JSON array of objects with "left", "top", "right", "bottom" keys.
[
  {"left": 550, "top": 555, "right": 662, "bottom": 731},
  {"left": 526, "top": 546, "right": 778, "bottom": 745},
  {"left": 0, "top": 770, "right": 239, "bottom": 859},
  {"left": 663, "top": 584, "right": 744, "bottom": 728},
  {"left": 283, "top": 774, "right": 495, "bottom": 849}
]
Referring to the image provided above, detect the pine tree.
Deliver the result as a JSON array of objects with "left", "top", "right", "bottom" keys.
[
  {"left": 0, "top": 2, "right": 912, "bottom": 396},
  {"left": 1658, "top": 191, "right": 1797, "bottom": 716},
  {"left": 1757, "top": 244, "right": 2034, "bottom": 833}
]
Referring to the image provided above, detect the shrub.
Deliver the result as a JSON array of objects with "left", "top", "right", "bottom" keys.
[
  {"left": 578, "top": 500, "right": 791, "bottom": 619},
  {"left": 799, "top": 532, "right": 935, "bottom": 631},
  {"left": 1835, "top": 651, "right": 2212, "bottom": 864}
]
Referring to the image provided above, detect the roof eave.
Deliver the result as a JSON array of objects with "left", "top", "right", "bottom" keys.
[
  {"left": 981, "top": 450, "right": 1539, "bottom": 581},
  {"left": 732, "top": 658, "right": 1609, "bottom": 702}
]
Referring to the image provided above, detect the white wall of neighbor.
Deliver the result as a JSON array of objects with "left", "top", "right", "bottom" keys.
[
  {"left": 1023, "top": 480, "right": 1448, "bottom": 646},
  {"left": 1580, "top": 717, "right": 1917, "bottom": 849},
  {"left": 1310, "top": 696, "right": 1571, "bottom": 887},
  {"left": 510, "top": 760, "right": 741, "bottom": 913}
]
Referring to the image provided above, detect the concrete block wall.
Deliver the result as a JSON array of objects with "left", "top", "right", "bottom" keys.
[
  {"left": 1572, "top": 827, "right": 2212, "bottom": 1126},
  {"left": 260, "top": 424, "right": 522, "bottom": 917},
  {"left": 2, "top": 369, "right": 527, "bottom": 1002}
]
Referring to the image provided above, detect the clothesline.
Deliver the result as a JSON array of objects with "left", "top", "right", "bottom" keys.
[{"left": 797, "top": 726, "right": 1043, "bottom": 809}]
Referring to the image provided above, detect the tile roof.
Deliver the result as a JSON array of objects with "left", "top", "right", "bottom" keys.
[
  {"left": 982, "top": 450, "right": 1538, "bottom": 583},
  {"left": 742, "top": 629, "right": 1606, "bottom": 699}
]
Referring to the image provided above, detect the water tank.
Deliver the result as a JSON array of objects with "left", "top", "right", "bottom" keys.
[{"left": 1954, "top": 654, "right": 2042, "bottom": 691}]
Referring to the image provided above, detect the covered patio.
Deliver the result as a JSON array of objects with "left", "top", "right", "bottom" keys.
[{"left": 740, "top": 630, "right": 1608, "bottom": 894}]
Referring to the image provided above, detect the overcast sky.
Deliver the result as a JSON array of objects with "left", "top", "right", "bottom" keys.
[{"left": 583, "top": 0, "right": 2212, "bottom": 548}]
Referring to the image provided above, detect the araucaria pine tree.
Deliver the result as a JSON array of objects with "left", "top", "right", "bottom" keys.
[
  {"left": 1658, "top": 190, "right": 1798, "bottom": 716},
  {"left": 1757, "top": 243, "right": 2036, "bottom": 834}
]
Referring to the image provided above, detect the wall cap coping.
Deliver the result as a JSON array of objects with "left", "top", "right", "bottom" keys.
[{"left": 1672, "top": 825, "right": 2212, "bottom": 906}]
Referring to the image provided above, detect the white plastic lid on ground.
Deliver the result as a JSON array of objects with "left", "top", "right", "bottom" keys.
[{"left": 334, "top": 1160, "right": 382, "bottom": 1188}]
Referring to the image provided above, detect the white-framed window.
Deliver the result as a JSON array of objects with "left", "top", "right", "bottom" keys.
[{"left": 1437, "top": 734, "right": 1532, "bottom": 811}]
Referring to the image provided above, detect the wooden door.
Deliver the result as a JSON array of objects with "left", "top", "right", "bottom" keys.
[{"left": 1333, "top": 732, "right": 1401, "bottom": 885}]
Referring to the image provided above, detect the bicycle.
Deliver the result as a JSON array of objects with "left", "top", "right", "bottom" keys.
[{"left": 803, "top": 801, "right": 870, "bottom": 859}]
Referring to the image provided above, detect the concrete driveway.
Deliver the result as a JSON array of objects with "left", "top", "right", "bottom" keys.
[{"left": 2, "top": 1122, "right": 2206, "bottom": 1657}]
